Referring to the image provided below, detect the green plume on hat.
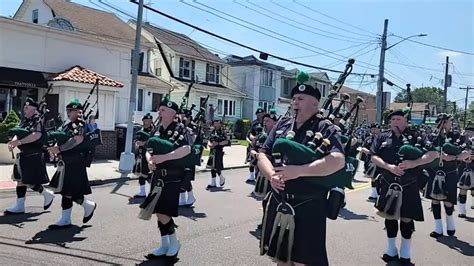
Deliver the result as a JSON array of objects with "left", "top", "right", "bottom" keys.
[
  {"left": 70, "top": 99, "right": 80, "bottom": 105},
  {"left": 296, "top": 71, "right": 310, "bottom": 85}
]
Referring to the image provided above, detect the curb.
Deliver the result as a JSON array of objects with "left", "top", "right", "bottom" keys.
[{"left": 0, "top": 164, "right": 250, "bottom": 193}]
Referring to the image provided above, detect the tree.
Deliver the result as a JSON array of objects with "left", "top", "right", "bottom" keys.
[
  {"left": 0, "top": 111, "right": 21, "bottom": 143},
  {"left": 394, "top": 86, "right": 445, "bottom": 112}
]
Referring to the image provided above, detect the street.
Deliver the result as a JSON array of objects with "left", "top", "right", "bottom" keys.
[{"left": 0, "top": 168, "right": 473, "bottom": 265}]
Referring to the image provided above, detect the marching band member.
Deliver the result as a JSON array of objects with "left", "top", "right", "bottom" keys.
[
  {"left": 4, "top": 98, "right": 55, "bottom": 215},
  {"left": 246, "top": 108, "right": 266, "bottom": 183},
  {"left": 361, "top": 123, "right": 381, "bottom": 200},
  {"left": 457, "top": 125, "right": 474, "bottom": 218},
  {"left": 134, "top": 113, "right": 155, "bottom": 198},
  {"left": 206, "top": 119, "right": 230, "bottom": 189}
]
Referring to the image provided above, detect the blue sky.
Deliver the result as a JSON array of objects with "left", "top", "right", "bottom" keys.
[{"left": 1, "top": 0, "right": 473, "bottom": 104}]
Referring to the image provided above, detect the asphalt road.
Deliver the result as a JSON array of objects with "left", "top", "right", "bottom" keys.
[{"left": 0, "top": 168, "right": 473, "bottom": 265}]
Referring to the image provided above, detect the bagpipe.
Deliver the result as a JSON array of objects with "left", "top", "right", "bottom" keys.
[
  {"left": 7, "top": 84, "right": 54, "bottom": 158},
  {"left": 46, "top": 79, "right": 103, "bottom": 154}
]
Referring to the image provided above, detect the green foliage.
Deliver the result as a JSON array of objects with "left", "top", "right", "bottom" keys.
[
  {"left": 233, "top": 119, "right": 252, "bottom": 139},
  {"left": 394, "top": 86, "right": 444, "bottom": 112},
  {"left": 0, "top": 111, "right": 21, "bottom": 143}
]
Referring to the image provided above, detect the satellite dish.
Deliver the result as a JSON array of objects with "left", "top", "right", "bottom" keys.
[{"left": 47, "top": 18, "right": 75, "bottom": 32}]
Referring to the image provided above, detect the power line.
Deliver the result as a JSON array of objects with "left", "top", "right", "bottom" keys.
[
  {"left": 292, "top": 0, "right": 380, "bottom": 37},
  {"left": 235, "top": 0, "right": 374, "bottom": 43},
  {"left": 323, "top": 44, "right": 379, "bottom": 69},
  {"left": 391, "top": 34, "right": 474, "bottom": 56},
  {"left": 181, "top": 0, "right": 380, "bottom": 71},
  {"left": 129, "top": 0, "right": 377, "bottom": 75},
  {"left": 272, "top": 0, "right": 377, "bottom": 39}
]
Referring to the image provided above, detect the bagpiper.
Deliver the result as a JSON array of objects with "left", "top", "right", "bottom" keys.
[
  {"left": 258, "top": 75, "right": 347, "bottom": 265},
  {"left": 4, "top": 97, "right": 55, "bottom": 215},
  {"left": 370, "top": 109, "right": 438, "bottom": 265},
  {"left": 245, "top": 107, "right": 266, "bottom": 183},
  {"left": 47, "top": 99, "right": 97, "bottom": 229},
  {"left": 457, "top": 125, "right": 474, "bottom": 218},
  {"left": 133, "top": 113, "right": 155, "bottom": 198},
  {"left": 139, "top": 98, "right": 193, "bottom": 260},
  {"left": 178, "top": 107, "right": 198, "bottom": 207},
  {"left": 206, "top": 119, "right": 230, "bottom": 189},
  {"left": 424, "top": 114, "right": 470, "bottom": 238}
]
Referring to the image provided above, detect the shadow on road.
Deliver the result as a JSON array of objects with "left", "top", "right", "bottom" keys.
[
  {"left": 25, "top": 225, "right": 91, "bottom": 247},
  {"left": 437, "top": 236, "right": 474, "bottom": 256},
  {"left": 338, "top": 208, "right": 374, "bottom": 221},
  {"left": 248, "top": 193, "right": 264, "bottom": 201},
  {"left": 205, "top": 187, "right": 232, "bottom": 193},
  {"left": 0, "top": 211, "right": 49, "bottom": 228},
  {"left": 179, "top": 206, "right": 207, "bottom": 221},
  {"left": 249, "top": 229, "right": 261, "bottom": 240}
]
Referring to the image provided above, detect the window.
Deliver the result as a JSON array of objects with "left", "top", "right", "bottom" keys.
[
  {"left": 321, "top": 84, "right": 326, "bottom": 97},
  {"left": 179, "top": 58, "right": 195, "bottom": 80},
  {"left": 260, "top": 69, "right": 274, "bottom": 87},
  {"left": 32, "top": 9, "right": 38, "bottom": 24},
  {"left": 282, "top": 79, "right": 290, "bottom": 96},
  {"left": 200, "top": 97, "right": 208, "bottom": 109},
  {"left": 217, "top": 99, "right": 223, "bottom": 115},
  {"left": 206, "top": 63, "right": 220, "bottom": 83},
  {"left": 151, "top": 93, "right": 162, "bottom": 112},
  {"left": 154, "top": 68, "right": 162, "bottom": 76},
  {"left": 259, "top": 101, "right": 274, "bottom": 113},
  {"left": 217, "top": 99, "right": 236, "bottom": 116},
  {"left": 137, "top": 89, "right": 143, "bottom": 111}
]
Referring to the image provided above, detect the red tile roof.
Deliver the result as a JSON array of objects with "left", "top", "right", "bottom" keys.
[{"left": 51, "top": 65, "right": 124, "bottom": 88}]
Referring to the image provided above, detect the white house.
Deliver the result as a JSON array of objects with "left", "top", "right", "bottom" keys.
[
  {"left": 134, "top": 22, "right": 246, "bottom": 122},
  {"left": 278, "top": 69, "right": 333, "bottom": 114},
  {"left": 3, "top": 0, "right": 166, "bottom": 158}
]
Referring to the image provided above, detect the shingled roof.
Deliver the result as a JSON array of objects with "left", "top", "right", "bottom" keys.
[
  {"left": 40, "top": 0, "right": 152, "bottom": 46},
  {"left": 51, "top": 65, "right": 124, "bottom": 88},
  {"left": 143, "top": 22, "right": 224, "bottom": 63}
]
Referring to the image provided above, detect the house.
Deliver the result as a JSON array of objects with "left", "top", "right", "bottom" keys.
[
  {"left": 225, "top": 55, "right": 283, "bottom": 120},
  {"left": 339, "top": 86, "right": 377, "bottom": 124},
  {"left": 390, "top": 102, "right": 437, "bottom": 124},
  {"left": 137, "top": 22, "right": 246, "bottom": 122},
  {"left": 5, "top": 0, "right": 167, "bottom": 158},
  {"left": 278, "top": 69, "right": 332, "bottom": 115}
]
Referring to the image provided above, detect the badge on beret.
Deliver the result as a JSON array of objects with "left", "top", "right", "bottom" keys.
[
  {"left": 167, "top": 102, "right": 172, "bottom": 108},
  {"left": 298, "top": 84, "right": 306, "bottom": 91},
  {"left": 72, "top": 105, "right": 77, "bottom": 108},
  {"left": 25, "top": 101, "right": 30, "bottom": 106}
]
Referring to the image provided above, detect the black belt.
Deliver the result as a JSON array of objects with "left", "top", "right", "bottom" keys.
[
  {"left": 154, "top": 168, "right": 185, "bottom": 183},
  {"left": 271, "top": 189, "right": 325, "bottom": 202}
]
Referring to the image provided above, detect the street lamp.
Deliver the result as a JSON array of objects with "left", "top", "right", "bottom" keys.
[
  {"left": 375, "top": 20, "right": 428, "bottom": 124},
  {"left": 386, "top": 34, "right": 428, "bottom": 50}
]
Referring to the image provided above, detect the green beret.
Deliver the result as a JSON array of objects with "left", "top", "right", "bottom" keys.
[
  {"left": 24, "top": 97, "right": 39, "bottom": 108},
  {"left": 135, "top": 130, "right": 151, "bottom": 142},
  {"left": 142, "top": 113, "right": 153, "bottom": 121},
  {"left": 66, "top": 99, "right": 82, "bottom": 110},
  {"left": 268, "top": 108, "right": 277, "bottom": 115},
  {"left": 256, "top": 107, "right": 265, "bottom": 114},
  {"left": 159, "top": 99, "right": 179, "bottom": 113},
  {"left": 291, "top": 83, "right": 321, "bottom": 100}
]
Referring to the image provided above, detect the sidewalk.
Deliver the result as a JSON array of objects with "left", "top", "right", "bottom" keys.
[{"left": 0, "top": 145, "right": 249, "bottom": 191}]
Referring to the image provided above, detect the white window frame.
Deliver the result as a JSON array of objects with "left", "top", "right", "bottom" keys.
[
  {"left": 32, "top": 9, "right": 38, "bottom": 24},
  {"left": 260, "top": 69, "right": 274, "bottom": 87},
  {"left": 206, "top": 64, "right": 219, "bottom": 84},
  {"left": 259, "top": 101, "right": 274, "bottom": 113},
  {"left": 217, "top": 98, "right": 236, "bottom": 117},
  {"left": 321, "top": 84, "right": 326, "bottom": 97},
  {"left": 180, "top": 58, "right": 192, "bottom": 79}
]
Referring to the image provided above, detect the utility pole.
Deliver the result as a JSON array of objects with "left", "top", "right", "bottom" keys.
[
  {"left": 443, "top": 56, "right": 449, "bottom": 113},
  {"left": 460, "top": 87, "right": 472, "bottom": 128},
  {"left": 376, "top": 19, "right": 389, "bottom": 124},
  {"left": 119, "top": 0, "right": 144, "bottom": 172}
]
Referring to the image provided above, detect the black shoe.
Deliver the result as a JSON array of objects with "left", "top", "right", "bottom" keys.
[
  {"left": 206, "top": 185, "right": 216, "bottom": 190},
  {"left": 145, "top": 253, "right": 167, "bottom": 260},
  {"left": 458, "top": 213, "right": 467, "bottom": 218},
  {"left": 447, "top": 230, "right": 455, "bottom": 236},
  {"left": 430, "top": 231, "right": 443, "bottom": 238},
  {"left": 257, "top": 224, "right": 262, "bottom": 230},
  {"left": 133, "top": 194, "right": 146, "bottom": 198},
  {"left": 48, "top": 223, "right": 72, "bottom": 230},
  {"left": 399, "top": 257, "right": 414, "bottom": 265},
  {"left": 368, "top": 196, "right": 377, "bottom": 201},
  {"left": 245, "top": 179, "right": 256, "bottom": 184},
  {"left": 381, "top": 253, "right": 398, "bottom": 262}
]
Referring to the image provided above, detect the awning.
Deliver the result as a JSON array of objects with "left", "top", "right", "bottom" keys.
[{"left": 0, "top": 67, "right": 48, "bottom": 89}]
